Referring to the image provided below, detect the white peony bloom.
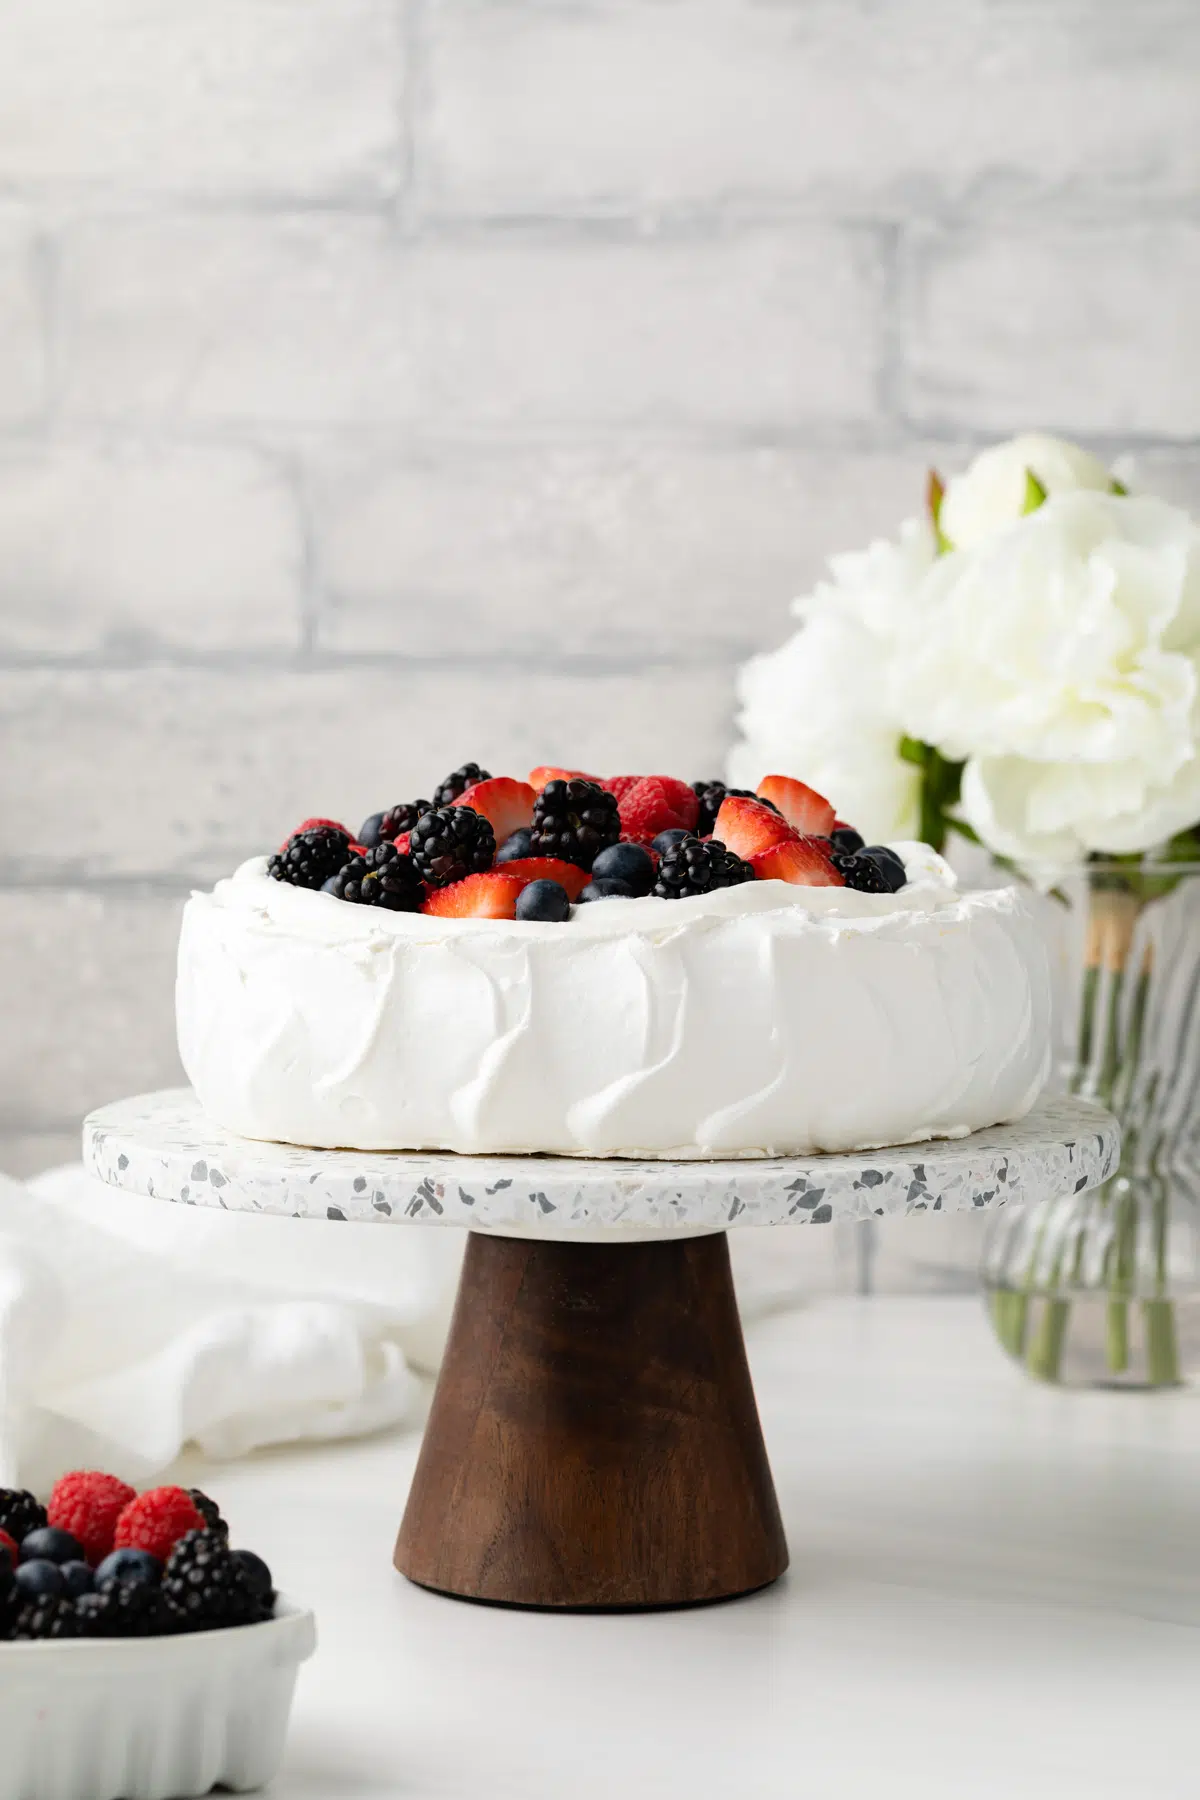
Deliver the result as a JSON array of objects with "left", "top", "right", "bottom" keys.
[
  {"left": 895, "top": 490, "right": 1200, "bottom": 867},
  {"left": 940, "top": 433, "right": 1112, "bottom": 552},
  {"left": 729, "top": 518, "right": 934, "bottom": 840}
]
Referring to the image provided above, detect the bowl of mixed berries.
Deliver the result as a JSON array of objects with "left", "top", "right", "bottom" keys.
[{"left": 0, "top": 1474, "right": 315, "bottom": 1800}]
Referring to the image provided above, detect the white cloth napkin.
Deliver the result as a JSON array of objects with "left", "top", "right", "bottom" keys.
[{"left": 0, "top": 1167, "right": 465, "bottom": 1493}]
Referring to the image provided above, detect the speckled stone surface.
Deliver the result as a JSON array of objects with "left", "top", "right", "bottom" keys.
[{"left": 83, "top": 1088, "right": 1119, "bottom": 1243}]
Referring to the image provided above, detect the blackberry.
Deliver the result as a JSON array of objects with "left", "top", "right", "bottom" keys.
[
  {"left": 654, "top": 835, "right": 754, "bottom": 899},
  {"left": 529, "top": 780, "right": 619, "bottom": 871},
  {"left": 162, "top": 1530, "right": 265, "bottom": 1632},
  {"left": 432, "top": 763, "right": 491, "bottom": 809},
  {"left": 409, "top": 806, "right": 496, "bottom": 887},
  {"left": 860, "top": 846, "right": 907, "bottom": 893},
  {"left": 268, "top": 826, "right": 352, "bottom": 891},
  {"left": 831, "top": 851, "right": 891, "bottom": 893},
  {"left": 0, "top": 1556, "right": 16, "bottom": 1640},
  {"left": 830, "top": 826, "right": 865, "bottom": 855},
  {"left": 80, "top": 1581, "right": 175, "bottom": 1638},
  {"left": 322, "top": 843, "right": 424, "bottom": 911},
  {"left": 188, "top": 1489, "right": 229, "bottom": 1538},
  {"left": 690, "top": 781, "right": 778, "bottom": 837},
  {"left": 13, "top": 1596, "right": 82, "bottom": 1640},
  {"left": 0, "top": 1489, "right": 46, "bottom": 1545},
  {"left": 358, "top": 801, "right": 431, "bottom": 850}
]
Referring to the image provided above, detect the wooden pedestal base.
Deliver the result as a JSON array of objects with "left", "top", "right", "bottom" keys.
[{"left": 394, "top": 1231, "right": 789, "bottom": 1609}]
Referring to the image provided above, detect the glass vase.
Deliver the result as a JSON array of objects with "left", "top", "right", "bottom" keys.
[{"left": 981, "top": 861, "right": 1200, "bottom": 1387}]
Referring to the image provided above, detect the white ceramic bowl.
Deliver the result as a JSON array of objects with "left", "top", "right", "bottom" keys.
[{"left": 0, "top": 1600, "right": 316, "bottom": 1800}]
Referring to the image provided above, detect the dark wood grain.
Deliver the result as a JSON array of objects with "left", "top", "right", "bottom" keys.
[{"left": 395, "top": 1231, "right": 789, "bottom": 1609}]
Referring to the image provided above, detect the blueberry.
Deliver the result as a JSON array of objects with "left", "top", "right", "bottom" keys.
[
  {"left": 652, "top": 829, "right": 689, "bottom": 855},
  {"left": 233, "top": 1549, "right": 274, "bottom": 1603},
  {"left": 94, "top": 1548, "right": 162, "bottom": 1589},
  {"left": 860, "top": 846, "right": 907, "bottom": 892},
  {"left": 496, "top": 828, "right": 534, "bottom": 864},
  {"left": 515, "top": 879, "right": 570, "bottom": 922},
  {"left": 590, "top": 842, "right": 655, "bottom": 895},
  {"left": 576, "top": 879, "right": 636, "bottom": 903},
  {"left": 60, "top": 1561, "right": 95, "bottom": 1599},
  {"left": 21, "top": 1527, "right": 85, "bottom": 1566},
  {"left": 357, "top": 811, "right": 386, "bottom": 851},
  {"left": 830, "top": 826, "right": 865, "bottom": 854},
  {"left": 15, "top": 1559, "right": 64, "bottom": 1599}
]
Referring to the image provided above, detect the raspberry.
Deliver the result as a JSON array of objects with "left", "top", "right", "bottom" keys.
[
  {"left": 617, "top": 776, "right": 700, "bottom": 845},
  {"left": 48, "top": 1471, "right": 137, "bottom": 1568},
  {"left": 113, "top": 1487, "right": 206, "bottom": 1565},
  {"left": 599, "top": 775, "right": 642, "bottom": 806}
]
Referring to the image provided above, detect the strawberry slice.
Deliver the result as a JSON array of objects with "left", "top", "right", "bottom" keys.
[
  {"left": 492, "top": 857, "right": 590, "bottom": 902},
  {"left": 421, "top": 872, "right": 527, "bottom": 919},
  {"left": 756, "top": 775, "right": 836, "bottom": 837},
  {"left": 713, "top": 795, "right": 795, "bottom": 859},
  {"left": 750, "top": 837, "right": 845, "bottom": 887},
  {"left": 618, "top": 776, "right": 700, "bottom": 844},
  {"left": 452, "top": 776, "right": 535, "bottom": 842},
  {"left": 528, "top": 765, "right": 599, "bottom": 791},
  {"left": 392, "top": 832, "right": 411, "bottom": 855}
]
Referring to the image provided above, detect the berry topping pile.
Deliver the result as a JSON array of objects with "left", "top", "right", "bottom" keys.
[
  {"left": 266, "top": 763, "right": 910, "bottom": 921},
  {"left": 0, "top": 1475, "right": 276, "bottom": 1641}
]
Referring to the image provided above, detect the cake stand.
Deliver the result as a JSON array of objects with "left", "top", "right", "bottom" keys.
[{"left": 84, "top": 1089, "right": 1117, "bottom": 1612}]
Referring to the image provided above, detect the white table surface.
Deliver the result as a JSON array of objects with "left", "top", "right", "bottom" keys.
[{"left": 169, "top": 1295, "right": 1200, "bottom": 1800}]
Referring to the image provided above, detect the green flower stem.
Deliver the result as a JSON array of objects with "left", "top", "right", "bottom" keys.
[
  {"left": 1143, "top": 1176, "right": 1181, "bottom": 1385},
  {"left": 1028, "top": 1297, "right": 1071, "bottom": 1382},
  {"left": 1143, "top": 1299, "right": 1180, "bottom": 1386},
  {"left": 1076, "top": 967, "right": 1099, "bottom": 1080},
  {"left": 1106, "top": 1297, "right": 1129, "bottom": 1374},
  {"left": 990, "top": 1288, "right": 1029, "bottom": 1359}
]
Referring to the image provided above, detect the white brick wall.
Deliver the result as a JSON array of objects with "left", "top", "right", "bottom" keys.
[
  {"left": 421, "top": 0, "right": 1200, "bottom": 215},
  {"left": 58, "top": 218, "right": 883, "bottom": 430},
  {"left": 1, "top": 0, "right": 1198, "bottom": 1174},
  {"left": 0, "top": 444, "right": 303, "bottom": 654},
  {"left": 0, "top": 208, "right": 45, "bottom": 425},
  {"left": 903, "top": 222, "right": 1200, "bottom": 437},
  {"left": 0, "top": 0, "right": 403, "bottom": 198}
]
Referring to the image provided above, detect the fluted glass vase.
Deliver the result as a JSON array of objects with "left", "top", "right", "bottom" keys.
[{"left": 982, "top": 862, "right": 1200, "bottom": 1387}]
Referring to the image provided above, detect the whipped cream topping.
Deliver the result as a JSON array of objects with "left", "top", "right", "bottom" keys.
[{"left": 177, "top": 844, "right": 1051, "bottom": 1161}]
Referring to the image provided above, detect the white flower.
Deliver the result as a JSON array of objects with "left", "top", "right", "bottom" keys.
[
  {"left": 729, "top": 519, "right": 934, "bottom": 840},
  {"left": 941, "top": 433, "right": 1112, "bottom": 552},
  {"left": 894, "top": 490, "right": 1200, "bottom": 867}
]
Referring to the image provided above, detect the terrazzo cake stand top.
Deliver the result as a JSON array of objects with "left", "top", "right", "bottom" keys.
[{"left": 85, "top": 1088, "right": 1118, "bottom": 1613}]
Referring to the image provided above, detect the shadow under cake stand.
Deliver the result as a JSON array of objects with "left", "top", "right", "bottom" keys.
[{"left": 84, "top": 1089, "right": 1117, "bottom": 1613}]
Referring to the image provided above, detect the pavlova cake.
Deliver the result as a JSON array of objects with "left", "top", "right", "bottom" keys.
[{"left": 176, "top": 764, "right": 1051, "bottom": 1159}]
